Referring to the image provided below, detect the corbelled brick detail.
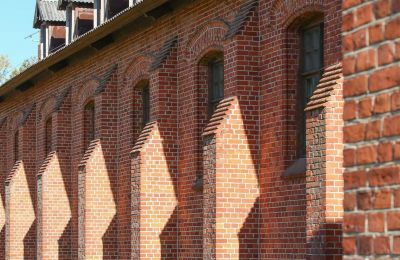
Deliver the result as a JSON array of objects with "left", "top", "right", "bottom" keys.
[{"left": 343, "top": 1, "right": 400, "bottom": 259}]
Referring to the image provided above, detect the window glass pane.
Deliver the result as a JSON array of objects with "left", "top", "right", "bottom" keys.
[
  {"left": 298, "top": 22, "right": 323, "bottom": 158},
  {"left": 302, "top": 25, "right": 322, "bottom": 73},
  {"left": 142, "top": 85, "right": 150, "bottom": 125},
  {"left": 208, "top": 58, "right": 224, "bottom": 117},
  {"left": 14, "top": 131, "right": 19, "bottom": 162},
  {"left": 210, "top": 60, "right": 224, "bottom": 102},
  {"left": 45, "top": 118, "right": 52, "bottom": 155},
  {"left": 84, "top": 102, "right": 95, "bottom": 150}
]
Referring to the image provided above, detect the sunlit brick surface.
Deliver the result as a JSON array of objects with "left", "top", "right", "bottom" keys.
[
  {"left": 342, "top": 0, "right": 400, "bottom": 259},
  {"left": 0, "top": 0, "right": 360, "bottom": 259}
]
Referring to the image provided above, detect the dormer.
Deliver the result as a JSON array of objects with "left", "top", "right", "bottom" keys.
[
  {"left": 94, "top": 0, "right": 134, "bottom": 27},
  {"left": 34, "top": 0, "right": 66, "bottom": 60},
  {"left": 58, "top": 0, "right": 94, "bottom": 44}
]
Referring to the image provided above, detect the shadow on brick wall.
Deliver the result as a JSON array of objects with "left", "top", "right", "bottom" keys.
[
  {"left": 0, "top": 227, "right": 4, "bottom": 259},
  {"left": 239, "top": 197, "right": 260, "bottom": 259},
  {"left": 58, "top": 219, "right": 72, "bottom": 260},
  {"left": 23, "top": 219, "right": 36, "bottom": 259},
  {"left": 158, "top": 120, "right": 179, "bottom": 258},
  {"left": 102, "top": 215, "right": 118, "bottom": 260},
  {"left": 307, "top": 221, "right": 342, "bottom": 257},
  {"left": 160, "top": 207, "right": 178, "bottom": 260}
]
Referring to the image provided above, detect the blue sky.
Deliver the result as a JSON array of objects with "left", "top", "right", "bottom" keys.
[{"left": 0, "top": 1, "right": 38, "bottom": 68}]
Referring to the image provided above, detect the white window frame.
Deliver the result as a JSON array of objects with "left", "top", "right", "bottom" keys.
[
  {"left": 66, "top": 4, "right": 76, "bottom": 44},
  {"left": 40, "top": 23, "right": 49, "bottom": 59},
  {"left": 94, "top": 0, "right": 103, "bottom": 27}
]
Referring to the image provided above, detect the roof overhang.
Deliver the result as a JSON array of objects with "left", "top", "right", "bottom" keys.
[{"left": 1, "top": 0, "right": 190, "bottom": 101}]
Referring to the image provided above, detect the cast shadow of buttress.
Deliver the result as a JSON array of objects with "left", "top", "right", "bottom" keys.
[
  {"left": 23, "top": 220, "right": 36, "bottom": 259},
  {"left": 160, "top": 207, "right": 178, "bottom": 260},
  {"left": 102, "top": 215, "right": 118, "bottom": 260},
  {"left": 238, "top": 197, "right": 260, "bottom": 260},
  {"left": 58, "top": 219, "right": 72, "bottom": 260}
]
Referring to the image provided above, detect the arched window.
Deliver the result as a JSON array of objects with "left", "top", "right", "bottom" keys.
[
  {"left": 84, "top": 101, "right": 95, "bottom": 150},
  {"left": 207, "top": 56, "right": 224, "bottom": 118},
  {"left": 14, "top": 130, "right": 19, "bottom": 162},
  {"left": 45, "top": 117, "right": 53, "bottom": 155},
  {"left": 297, "top": 21, "right": 324, "bottom": 158}
]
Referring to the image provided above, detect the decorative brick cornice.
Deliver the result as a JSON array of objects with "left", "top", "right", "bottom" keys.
[
  {"left": 130, "top": 121, "right": 157, "bottom": 156},
  {"left": 225, "top": 0, "right": 258, "bottom": 39},
  {"left": 202, "top": 97, "right": 235, "bottom": 137},
  {"left": 150, "top": 36, "right": 178, "bottom": 71},
  {"left": 305, "top": 63, "right": 343, "bottom": 112}
]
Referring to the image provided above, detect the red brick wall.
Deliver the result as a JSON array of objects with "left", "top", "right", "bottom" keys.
[
  {"left": 342, "top": 0, "right": 400, "bottom": 258},
  {"left": 258, "top": 0, "right": 343, "bottom": 258},
  {"left": 0, "top": 0, "right": 346, "bottom": 259},
  {"left": 5, "top": 106, "right": 37, "bottom": 260}
]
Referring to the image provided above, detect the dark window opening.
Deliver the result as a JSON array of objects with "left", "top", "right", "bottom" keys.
[
  {"left": 75, "top": 9, "right": 94, "bottom": 38},
  {"left": 297, "top": 22, "right": 324, "bottom": 158},
  {"left": 45, "top": 117, "right": 53, "bottom": 155},
  {"left": 49, "top": 37, "right": 66, "bottom": 53},
  {"left": 76, "top": 18, "right": 94, "bottom": 37},
  {"left": 208, "top": 57, "right": 224, "bottom": 118},
  {"left": 14, "top": 130, "right": 19, "bottom": 162},
  {"left": 142, "top": 84, "right": 150, "bottom": 126},
  {"left": 84, "top": 101, "right": 95, "bottom": 150},
  {"left": 106, "top": 0, "right": 129, "bottom": 19},
  {"left": 49, "top": 26, "right": 66, "bottom": 54}
]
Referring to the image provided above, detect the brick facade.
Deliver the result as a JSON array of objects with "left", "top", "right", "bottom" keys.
[
  {"left": 1, "top": 0, "right": 397, "bottom": 259},
  {"left": 342, "top": 0, "right": 400, "bottom": 259}
]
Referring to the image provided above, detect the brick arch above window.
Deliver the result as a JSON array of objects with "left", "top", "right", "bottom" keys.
[
  {"left": 7, "top": 105, "right": 35, "bottom": 132},
  {"left": 123, "top": 54, "right": 153, "bottom": 89},
  {"left": 75, "top": 79, "right": 100, "bottom": 110},
  {"left": 185, "top": 19, "right": 229, "bottom": 62},
  {"left": 38, "top": 95, "right": 57, "bottom": 122},
  {"left": 270, "top": 0, "right": 324, "bottom": 29},
  {"left": 0, "top": 117, "right": 7, "bottom": 128}
]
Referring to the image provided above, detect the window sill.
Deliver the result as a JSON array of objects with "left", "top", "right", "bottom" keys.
[{"left": 283, "top": 158, "right": 306, "bottom": 178}]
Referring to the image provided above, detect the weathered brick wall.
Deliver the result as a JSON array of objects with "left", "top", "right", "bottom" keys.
[
  {"left": 202, "top": 97, "right": 260, "bottom": 259},
  {"left": 304, "top": 63, "right": 344, "bottom": 258},
  {"left": 36, "top": 88, "right": 72, "bottom": 260},
  {"left": 259, "top": 0, "right": 343, "bottom": 258},
  {"left": 342, "top": 0, "right": 400, "bottom": 258},
  {"left": 77, "top": 70, "right": 119, "bottom": 259},
  {"left": 5, "top": 106, "right": 37, "bottom": 260},
  {"left": 130, "top": 122, "right": 178, "bottom": 259}
]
